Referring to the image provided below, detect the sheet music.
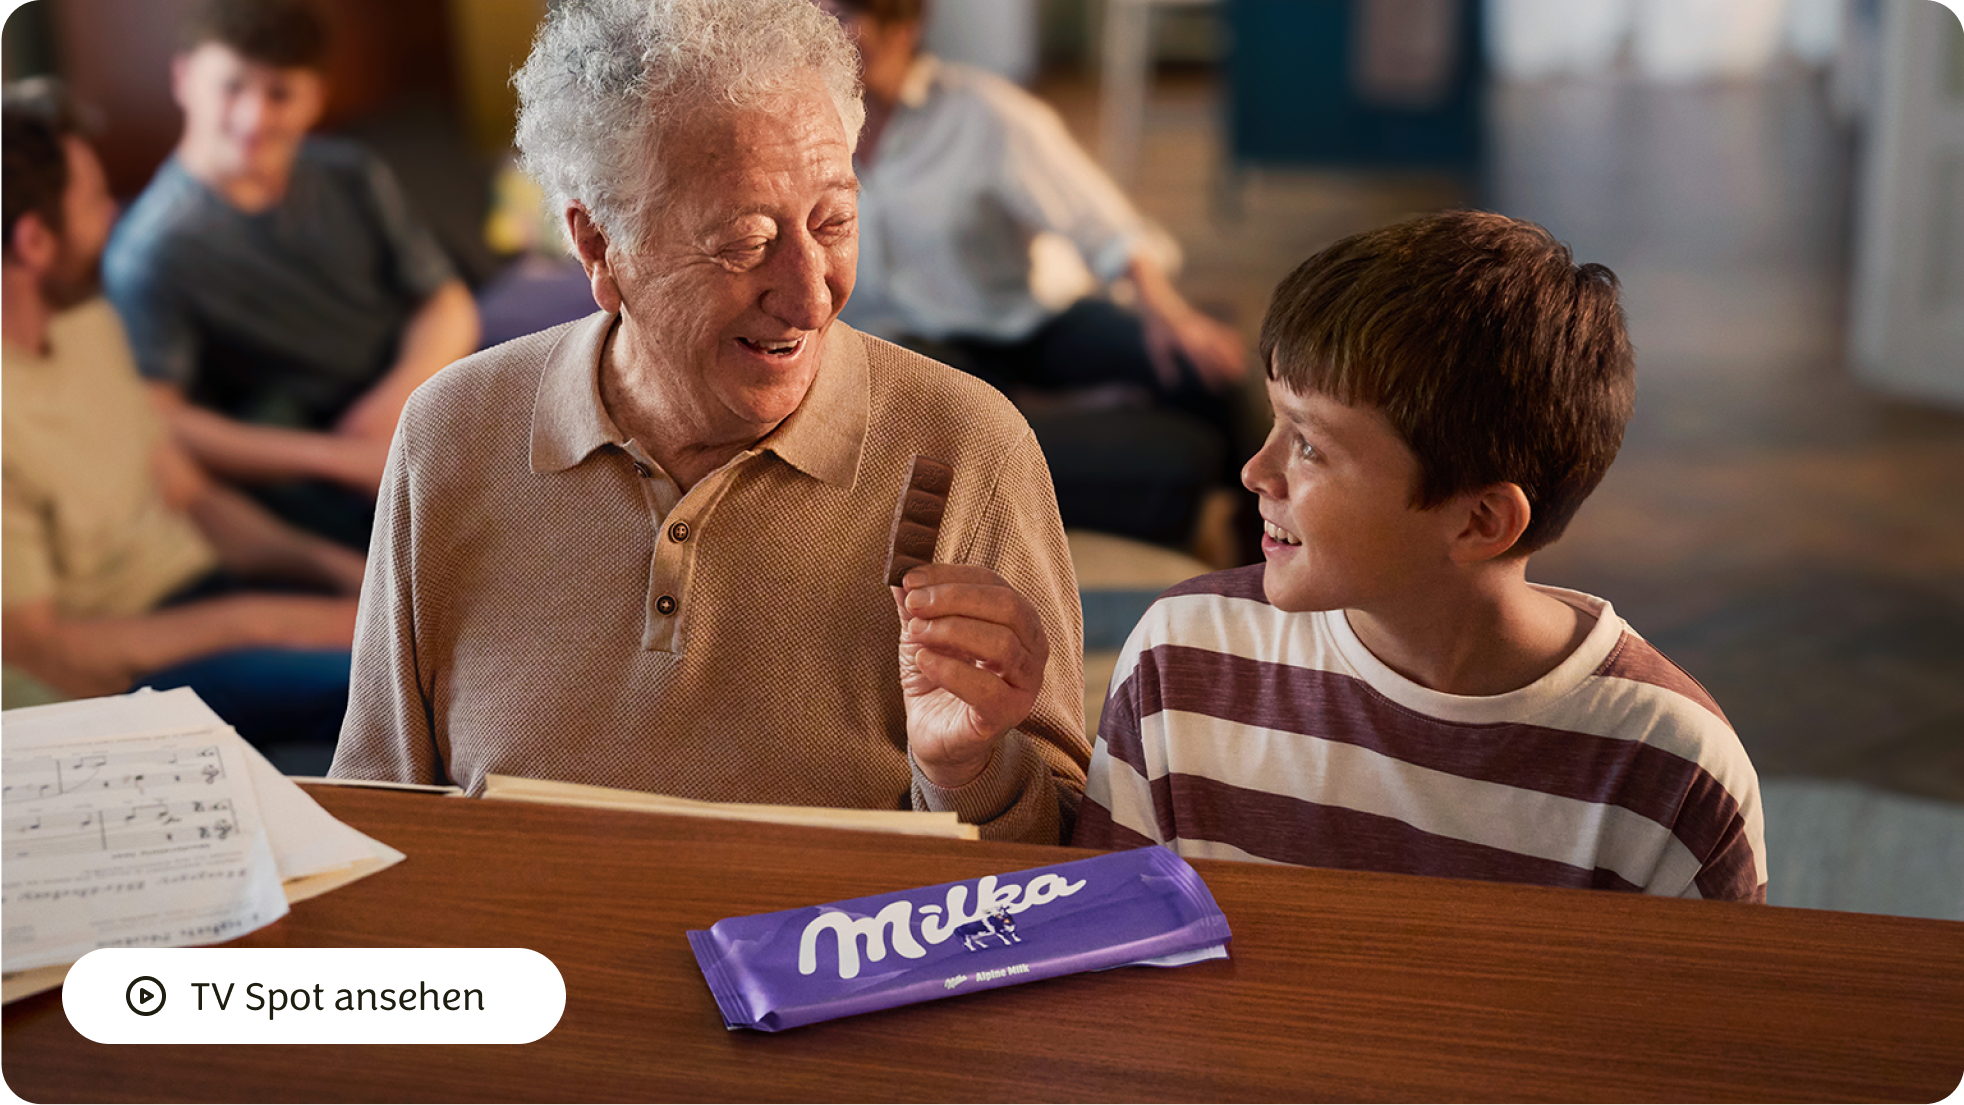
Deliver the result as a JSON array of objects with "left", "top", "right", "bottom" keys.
[
  {"left": 2, "top": 687, "right": 400, "bottom": 883},
  {"left": 4, "top": 742, "right": 230, "bottom": 809},
  {"left": 1, "top": 724, "right": 288, "bottom": 974}
]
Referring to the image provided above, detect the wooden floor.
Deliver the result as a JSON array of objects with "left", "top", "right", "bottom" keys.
[{"left": 1037, "top": 63, "right": 1964, "bottom": 808}]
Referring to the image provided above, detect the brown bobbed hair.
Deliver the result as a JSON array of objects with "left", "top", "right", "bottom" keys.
[
  {"left": 181, "top": 0, "right": 329, "bottom": 69},
  {"left": 1259, "top": 210, "right": 1635, "bottom": 556}
]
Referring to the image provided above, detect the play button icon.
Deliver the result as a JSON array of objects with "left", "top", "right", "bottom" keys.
[{"left": 125, "top": 976, "right": 165, "bottom": 1016}]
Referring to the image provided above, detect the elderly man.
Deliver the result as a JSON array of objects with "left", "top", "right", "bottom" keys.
[{"left": 328, "top": 0, "right": 1088, "bottom": 843}]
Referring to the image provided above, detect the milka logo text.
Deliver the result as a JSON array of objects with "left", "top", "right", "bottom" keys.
[{"left": 798, "top": 873, "right": 1086, "bottom": 979}]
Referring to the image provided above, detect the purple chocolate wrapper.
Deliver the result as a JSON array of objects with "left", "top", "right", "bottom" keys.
[{"left": 687, "top": 845, "right": 1230, "bottom": 1032}]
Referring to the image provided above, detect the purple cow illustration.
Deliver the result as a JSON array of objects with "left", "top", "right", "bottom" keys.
[{"left": 955, "top": 906, "right": 1021, "bottom": 951}]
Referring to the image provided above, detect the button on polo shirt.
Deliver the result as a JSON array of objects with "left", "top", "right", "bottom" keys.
[
  {"left": 613, "top": 436, "right": 775, "bottom": 652},
  {"left": 614, "top": 435, "right": 699, "bottom": 651}
]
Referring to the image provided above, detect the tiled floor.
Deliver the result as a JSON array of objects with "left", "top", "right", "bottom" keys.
[{"left": 1039, "top": 63, "right": 1964, "bottom": 807}]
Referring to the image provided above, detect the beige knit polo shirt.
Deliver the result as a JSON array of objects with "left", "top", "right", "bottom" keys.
[{"left": 331, "top": 313, "right": 1089, "bottom": 844}]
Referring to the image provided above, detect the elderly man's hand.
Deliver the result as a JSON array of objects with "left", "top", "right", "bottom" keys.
[{"left": 892, "top": 564, "right": 1049, "bottom": 790}]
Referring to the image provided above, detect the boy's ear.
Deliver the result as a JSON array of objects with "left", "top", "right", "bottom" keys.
[{"left": 1447, "top": 482, "right": 1532, "bottom": 565}]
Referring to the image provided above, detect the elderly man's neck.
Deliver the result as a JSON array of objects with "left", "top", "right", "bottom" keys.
[{"left": 599, "top": 335, "right": 768, "bottom": 492}]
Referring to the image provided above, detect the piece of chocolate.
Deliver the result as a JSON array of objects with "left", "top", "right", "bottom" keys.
[{"left": 883, "top": 455, "right": 953, "bottom": 587}]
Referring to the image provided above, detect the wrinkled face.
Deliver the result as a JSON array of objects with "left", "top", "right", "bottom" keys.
[
  {"left": 603, "top": 80, "right": 858, "bottom": 443},
  {"left": 42, "top": 137, "right": 116, "bottom": 310},
  {"left": 1241, "top": 378, "right": 1452, "bottom": 614},
  {"left": 172, "top": 42, "right": 325, "bottom": 184}
]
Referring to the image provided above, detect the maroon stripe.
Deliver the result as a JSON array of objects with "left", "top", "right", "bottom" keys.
[
  {"left": 1132, "top": 644, "right": 1727, "bottom": 838},
  {"left": 1163, "top": 564, "right": 1269, "bottom": 603},
  {"left": 1594, "top": 632, "right": 1730, "bottom": 725},
  {"left": 1097, "top": 668, "right": 1151, "bottom": 780},
  {"left": 1682, "top": 773, "right": 1762, "bottom": 902},
  {"left": 1164, "top": 774, "right": 1643, "bottom": 892},
  {"left": 1672, "top": 769, "right": 1748, "bottom": 866},
  {"left": 1070, "top": 798, "right": 1158, "bottom": 851}
]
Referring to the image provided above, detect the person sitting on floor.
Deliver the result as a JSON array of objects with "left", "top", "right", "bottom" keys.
[
  {"left": 816, "top": 0, "right": 1255, "bottom": 556},
  {"left": 102, "top": 0, "right": 479, "bottom": 549},
  {"left": 1073, "top": 210, "right": 1767, "bottom": 901},
  {"left": 2, "top": 80, "right": 362, "bottom": 769}
]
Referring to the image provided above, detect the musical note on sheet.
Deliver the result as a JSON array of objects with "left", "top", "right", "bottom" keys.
[
  {"left": 3, "top": 799, "right": 240, "bottom": 861},
  {"left": 1, "top": 715, "right": 288, "bottom": 976},
  {"left": 1, "top": 745, "right": 225, "bottom": 803}
]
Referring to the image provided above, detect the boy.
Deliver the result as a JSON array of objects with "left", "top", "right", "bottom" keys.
[{"left": 1072, "top": 211, "right": 1765, "bottom": 901}]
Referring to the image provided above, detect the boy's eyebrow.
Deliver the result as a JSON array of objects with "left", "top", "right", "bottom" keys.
[
  {"left": 1278, "top": 403, "right": 1355, "bottom": 459},
  {"left": 1281, "top": 405, "right": 1338, "bottom": 439}
]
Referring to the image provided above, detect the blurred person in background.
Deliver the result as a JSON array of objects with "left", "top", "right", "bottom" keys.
[
  {"left": 818, "top": 0, "right": 1257, "bottom": 560},
  {"left": 2, "top": 79, "right": 363, "bottom": 768},
  {"left": 103, "top": 0, "right": 478, "bottom": 551}
]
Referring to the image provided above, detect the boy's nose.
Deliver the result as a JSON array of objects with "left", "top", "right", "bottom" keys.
[{"left": 1241, "top": 444, "right": 1279, "bottom": 498}]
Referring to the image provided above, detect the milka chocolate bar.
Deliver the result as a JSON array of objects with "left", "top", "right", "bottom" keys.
[
  {"left": 687, "top": 846, "right": 1231, "bottom": 1032},
  {"left": 883, "top": 455, "right": 953, "bottom": 587}
]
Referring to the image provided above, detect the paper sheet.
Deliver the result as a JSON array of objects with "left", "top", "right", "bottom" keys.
[
  {"left": 1, "top": 688, "right": 407, "bottom": 994},
  {"left": 481, "top": 773, "right": 982, "bottom": 840},
  {"left": 3, "top": 689, "right": 405, "bottom": 883},
  {"left": 1, "top": 725, "right": 289, "bottom": 973},
  {"left": 242, "top": 744, "right": 405, "bottom": 882}
]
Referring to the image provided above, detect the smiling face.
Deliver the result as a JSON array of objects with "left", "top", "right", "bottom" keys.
[
  {"left": 172, "top": 42, "right": 324, "bottom": 190},
  {"left": 596, "top": 78, "right": 858, "bottom": 449},
  {"left": 1241, "top": 377, "right": 1459, "bottom": 614}
]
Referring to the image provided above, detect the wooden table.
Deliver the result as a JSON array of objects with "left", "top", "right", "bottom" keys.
[{"left": 5, "top": 786, "right": 1962, "bottom": 1102}]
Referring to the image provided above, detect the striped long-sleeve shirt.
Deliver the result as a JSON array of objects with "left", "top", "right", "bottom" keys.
[{"left": 1073, "top": 566, "right": 1767, "bottom": 901}]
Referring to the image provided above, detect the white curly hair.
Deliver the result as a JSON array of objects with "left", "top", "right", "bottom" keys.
[{"left": 513, "top": 0, "right": 865, "bottom": 251}]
